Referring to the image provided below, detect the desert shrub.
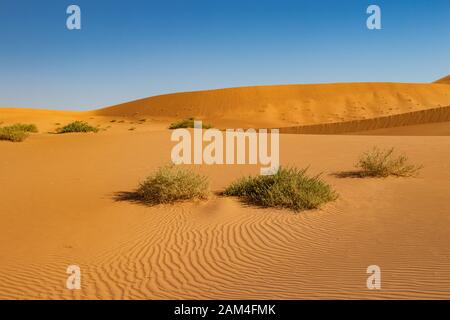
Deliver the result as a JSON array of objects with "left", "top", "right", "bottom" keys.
[
  {"left": 0, "top": 127, "right": 29, "bottom": 142},
  {"left": 356, "top": 147, "right": 423, "bottom": 177},
  {"left": 56, "top": 121, "right": 99, "bottom": 133},
  {"left": 224, "top": 167, "right": 337, "bottom": 212},
  {"left": 136, "top": 165, "right": 209, "bottom": 204},
  {"left": 169, "top": 117, "right": 212, "bottom": 129},
  {"left": 6, "top": 123, "right": 38, "bottom": 133},
  {"left": 0, "top": 123, "right": 38, "bottom": 142}
]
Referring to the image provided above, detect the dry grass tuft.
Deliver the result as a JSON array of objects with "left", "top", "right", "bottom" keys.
[
  {"left": 0, "top": 123, "right": 38, "bottom": 142},
  {"left": 56, "top": 121, "right": 99, "bottom": 133},
  {"left": 356, "top": 147, "right": 423, "bottom": 177},
  {"left": 224, "top": 167, "right": 337, "bottom": 212},
  {"left": 136, "top": 165, "right": 210, "bottom": 205},
  {"left": 169, "top": 117, "right": 212, "bottom": 129}
]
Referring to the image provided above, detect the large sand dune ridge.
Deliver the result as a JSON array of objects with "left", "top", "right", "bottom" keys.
[
  {"left": 280, "top": 105, "right": 450, "bottom": 135},
  {"left": 2, "top": 80, "right": 450, "bottom": 134},
  {"left": 435, "top": 75, "right": 450, "bottom": 84},
  {"left": 92, "top": 82, "right": 450, "bottom": 128}
]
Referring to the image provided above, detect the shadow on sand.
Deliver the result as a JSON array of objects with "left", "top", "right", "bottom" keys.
[
  {"left": 112, "top": 191, "right": 154, "bottom": 206},
  {"left": 329, "top": 171, "right": 365, "bottom": 179}
]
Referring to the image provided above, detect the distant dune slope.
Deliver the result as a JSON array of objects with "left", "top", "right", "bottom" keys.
[
  {"left": 93, "top": 82, "right": 450, "bottom": 128},
  {"left": 435, "top": 75, "right": 450, "bottom": 84},
  {"left": 2, "top": 80, "right": 450, "bottom": 134},
  {"left": 280, "top": 105, "right": 450, "bottom": 135}
]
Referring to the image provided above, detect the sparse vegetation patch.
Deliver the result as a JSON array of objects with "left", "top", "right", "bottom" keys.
[
  {"left": 224, "top": 167, "right": 337, "bottom": 212},
  {"left": 6, "top": 123, "right": 38, "bottom": 133},
  {"left": 169, "top": 117, "right": 212, "bottom": 129},
  {"left": 356, "top": 147, "right": 423, "bottom": 177},
  {"left": 0, "top": 123, "right": 38, "bottom": 142},
  {"left": 56, "top": 121, "right": 99, "bottom": 133},
  {"left": 136, "top": 165, "right": 209, "bottom": 205}
]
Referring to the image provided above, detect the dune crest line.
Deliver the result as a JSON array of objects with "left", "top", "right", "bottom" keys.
[{"left": 279, "top": 105, "right": 450, "bottom": 134}]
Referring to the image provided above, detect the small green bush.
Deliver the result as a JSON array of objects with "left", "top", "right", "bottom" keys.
[
  {"left": 6, "top": 123, "right": 38, "bottom": 133},
  {"left": 0, "top": 127, "right": 29, "bottom": 142},
  {"left": 356, "top": 147, "right": 423, "bottom": 177},
  {"left": 0, "top": 123, "right": 38, "bottom": 142},
  {"left": 56, "top": 121, "right": 99, "bottom": 133},
  {"left": 224, "top": 167, "right": 337, "bottom": 212},
  {"left": 136, "top": 165, "right": 210, "bottom": 204},
  {"left": 169, "top": 117, "right": 212, "bottom": 129}
]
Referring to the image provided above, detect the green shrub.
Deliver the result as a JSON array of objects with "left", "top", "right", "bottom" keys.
[
  {"left": 0, "top": 127, "right": 29, "bottom": 142},
  {"left": 136, "top": 165, "right": 210, "bottom": 204},
  {"left": 224, "top": 167, "right": 337, "bottom": 212},
  {"left": 169, "top": 117, "right": 212, "bottom": 129},
  {"left": 6, "top": 123, "right": 38, "bottom": 133},
  {"left": 356, "top": 147, "right": 423, "bottom": 177},
  {"left": 56, "top": 121, "right": 99, "bottom": 133},
  {"left": 0, "top": 123, "right": 38, "bottom": 142}
]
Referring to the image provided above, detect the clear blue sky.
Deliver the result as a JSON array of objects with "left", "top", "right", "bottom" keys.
[{"left": 1, "top": 0, "right": 449, "bottom": 110}]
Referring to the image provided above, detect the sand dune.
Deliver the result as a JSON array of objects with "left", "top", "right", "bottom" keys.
[
  {"left": 1, "top": 79, "right": 450, "bottom": 299},
  {"left": 435, "top": 75, "right": 450, "bottom": 84},
  {"left": 3, "top": 81, "right": 450, "bottom": 135},
  {"left": 1, "top": 131, "right": 450, "bottom": 299},
  {"left": 92, "top": 82, "right": 450, "bottom": 128},
  {"left": 280, "top": 105, "right": 450, "bottom": 135}
]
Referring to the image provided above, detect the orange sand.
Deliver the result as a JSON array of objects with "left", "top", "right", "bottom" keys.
[
  {"left": 1, "top": 80, "right": 450, "bottom": 299},
  {"left": 94, "top": 82, "right": 450, "bottom": 128},
  {"left": 435, "top": 75, "right": 450, "bottom": 84}
]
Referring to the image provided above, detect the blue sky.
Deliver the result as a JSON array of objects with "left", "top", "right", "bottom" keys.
[{"left": 0, "top": 0, "right": 449, "bottom": 110}]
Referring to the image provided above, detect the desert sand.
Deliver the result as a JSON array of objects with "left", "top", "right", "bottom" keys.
[
  {"left": 94, "top": 82, "right": 450, "bottom": 128},
  {"left": 1, "top": 79, "right": 450, "bottom": 299},
  {"left": 435, "top": 75, "right": 450, "bottom": 84}
]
